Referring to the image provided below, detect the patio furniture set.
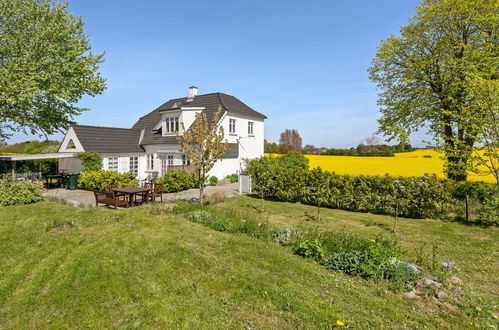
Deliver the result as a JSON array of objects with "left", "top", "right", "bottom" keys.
[{"left": 94, "top": 182, "right": 164, "bottom": 208}]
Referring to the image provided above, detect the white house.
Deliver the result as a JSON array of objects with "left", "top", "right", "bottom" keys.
[{"left": 58, "top": 87, "right": 267, "bottom": 180}]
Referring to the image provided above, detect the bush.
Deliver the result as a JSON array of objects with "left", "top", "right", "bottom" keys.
[
  {"left": 246, "top": 156, "right": 498, "bottom": 224},
  {"left": 293, "top": 239, "right": 326, "bottom": 262},
  {"left": 156, "top": 170, "right": 198, "bottom": 193},
  {"left": 74, "top": 152, "right": 103, "bottom": 172},
  {"left": 0, "top": 176, "right": 43, "bottom": 206},
  {"left": 208, "top": 176, "right": 218, "bottom": 186},
  {"left": 77, "top": 171, "right": 137, "bottom": 191},
  {"left": 325, "top": 251, "right": 366, "bottom": 276},
  {"left": 225, "top": 173, "right": 238, "bottom": 183}
]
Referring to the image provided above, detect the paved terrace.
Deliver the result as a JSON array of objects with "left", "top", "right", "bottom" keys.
[{"left": 43, "top": 182, "right": 240, "bottom": 208}]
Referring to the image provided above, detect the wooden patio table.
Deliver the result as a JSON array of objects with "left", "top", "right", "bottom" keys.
[{"left": 112, "top": 187, "right": 151, "bottom": 207}]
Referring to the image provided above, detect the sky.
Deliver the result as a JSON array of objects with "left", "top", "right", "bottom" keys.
[{"left": 10, "top": 0, "right": 426, "bottom": 148}]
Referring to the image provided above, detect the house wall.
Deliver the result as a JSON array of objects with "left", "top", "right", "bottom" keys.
[{"left": 220, "top": 112, "right": 265, "bottom": 160}]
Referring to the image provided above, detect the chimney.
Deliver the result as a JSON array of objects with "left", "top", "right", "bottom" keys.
[{"left": 187, "top": 86, "right": 198, "bottom": 100}]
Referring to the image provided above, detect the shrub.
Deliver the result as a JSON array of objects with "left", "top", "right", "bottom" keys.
[
  {"left": 0, "top": 176, "right": 43, "bottom": 206},
  {"left": 208, "top": 176, "right": 218, "bottom": 186},
  {"left": 74, "top": 152, "right": 103, "bottom": 172},
  {"left": 324, "top": 251, "right": 366, "bottom": 276},
  {"left": 77, "top": 171, "right": 137, "bottom": 191},
  {"left": 156, "top": 170, "right": 198, "bottom": 193},
  {"left": 225, "top": 173, "right": 238, "bottom": 183},
  {"left": 293, "top": 239, "right": 326, "bottom": 262},
  {"left": 202, "top": 191, "right": 227, "bottom": 205}
]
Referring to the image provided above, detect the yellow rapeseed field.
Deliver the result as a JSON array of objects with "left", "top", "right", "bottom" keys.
[{"left": 265, "top": 149, "right": 496, "bottom": 183}]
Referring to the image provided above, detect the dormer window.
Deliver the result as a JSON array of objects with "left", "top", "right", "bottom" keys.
[{"left": 165, "top": 117, "right": 179, "bottom": 134}]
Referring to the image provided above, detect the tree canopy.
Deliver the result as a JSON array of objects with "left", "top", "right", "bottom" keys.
[
  {"left": 279, "top": 129, "right": 302, "bottom": 153},
  {"left": 369, "top": 0, "right": 498, "bottom": 181},
  {"left": 0, "top": 0, "right": 106, "bottom": 139}
]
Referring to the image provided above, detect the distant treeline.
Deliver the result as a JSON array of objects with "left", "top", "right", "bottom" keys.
[{"left": 265, "top": 140, "right": 413, "bottom": 157}]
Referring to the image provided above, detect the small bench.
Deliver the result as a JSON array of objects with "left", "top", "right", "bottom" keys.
[{"left": 93, "top": 191, "right": 129, "bottom": 208}]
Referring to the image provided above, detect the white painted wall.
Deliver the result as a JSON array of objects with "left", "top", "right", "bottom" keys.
[{"left": 58, "top": 127, "right": 85, "bottom": 152}]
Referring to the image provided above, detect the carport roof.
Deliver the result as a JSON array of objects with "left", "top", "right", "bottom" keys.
[{"left": 0, "top": 153, "right": 76, "bottom": 161}]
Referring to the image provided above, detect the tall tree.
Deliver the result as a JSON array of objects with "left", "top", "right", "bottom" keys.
[
  {"left": 177, "top": 106, "right": 229, "bottom": 203},
  {"left": 0, "top": 0, "right": 106, "bottom": 139},
  {"left": 279, "top": 129, "right": 302, "bottom": 153},
  {"left": 369, "top": 0, "right": 498, "bottom": 181}
]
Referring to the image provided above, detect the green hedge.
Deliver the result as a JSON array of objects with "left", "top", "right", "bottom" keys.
[
  {"left": 246, "top": 153, "right": 498, "bottom": 224},
  {"left": 0, "top": 176, "right": 43, "bottom": 206},
  {"left": 156, "top": 170, "right": 198, "bottom": 193},
  {"left": 77, "top": 171, "right": 137, "bottom": 191}
]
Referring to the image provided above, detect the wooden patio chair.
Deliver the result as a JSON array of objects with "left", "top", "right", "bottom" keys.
[
  {"left": 94, "top": 191, "right": 129, "bottom": 208},
  {"left": 148, "top": 183, "right": 164, "bottom": 202}
]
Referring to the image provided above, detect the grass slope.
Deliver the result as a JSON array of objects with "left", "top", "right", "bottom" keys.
[{"left": 0, "top": 200, "right": 497, "bottom": 328}]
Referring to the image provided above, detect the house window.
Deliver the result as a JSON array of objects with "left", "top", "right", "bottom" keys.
[
  {"left": 248, "top": 121, "right": 254, "bottom": 135},
  {"left": 182, "top": 155, "right": 191, "bottom": 166},
  {"left": 229, "top": 119, "right": 236, "bottom": 134},
  {"left": 161, "top": 158, "right": 167, "bottom": 175},
  {"left": 167, "top": 155, "right": 174, "bottom": 166},
  {"left": 129, "top": 157, "right": 138, "bottom": 176},
  {"left": 107, "top": 157, "right": 118, "bottom": 172},
  {"left": 165, "top": 117, "right": 180, "bottom": 134},
  {"left": 66, "top": 139, "right": 76, "bottom": 149},
  {"left": 147, "top": 154, "right": 154, "bottom": 170}
]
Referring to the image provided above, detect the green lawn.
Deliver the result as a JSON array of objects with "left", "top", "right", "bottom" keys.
[{"left": 0, "top": 198, "right": 497, "bottom": 328}]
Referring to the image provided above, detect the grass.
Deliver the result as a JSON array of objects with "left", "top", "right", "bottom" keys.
[
  {"left": 0, "top": 199, "right": 498, "bottom": 328},
  {"left": 266, "top": 149, "right": 496, "bottom": 183}
]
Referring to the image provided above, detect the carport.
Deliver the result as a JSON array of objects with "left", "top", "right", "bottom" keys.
[{"left": 0, "top": 153, "right": 76, "bottom": 179}]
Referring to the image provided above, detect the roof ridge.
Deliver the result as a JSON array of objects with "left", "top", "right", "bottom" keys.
[{"left": 73, "top": 124, "right": 141, "bottom": 131}]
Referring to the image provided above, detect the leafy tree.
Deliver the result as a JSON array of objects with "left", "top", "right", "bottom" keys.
[
  {"left": 369, "top": 0, "right": 498, "bottom": 181},
  {"left": 0, "top": 0, "right": 106, "bottom": 139},
  {"left": 468, "top": 76, "right": 499, "bottom": 184},
  {"left": 264, "top": 139, "right": 280, "bottom": 154},
  {"left": 279, "top": 129, "right": 302, "bottom": 153},
  {"left": 177, "top": 106, "right": 229, "bottom": 203},
  {"left": 74, "top": 152, "right": 103, "bottom": 172}
]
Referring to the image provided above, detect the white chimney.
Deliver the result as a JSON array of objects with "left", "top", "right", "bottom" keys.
[{"left": 188, "top": 86, "right": 198, "bottom": 99}]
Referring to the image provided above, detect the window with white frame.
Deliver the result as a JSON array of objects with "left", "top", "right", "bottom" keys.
[
  {"left": 129, "top": 156, "right": 138, "bottom": 176},
  {"left": 161, "top": 157, "right": 167, "bottom": 175},
  {"left": 165, "top": 117, "right": 179, "bottom": 134},
  {"left": 248, "top": 121, "right": 254, "bottom": 135},
  {"left": 182, "top": 155, "right": 191, "bottom": 166},
  {"left": 107, "top": 157, "right": 118, "bottom": 172},
  {"left": 229, "top": 119, "right": 236, "bottom": 134},
  {"left": 146, "top": 154, "right": 154, "bottom": 170},
  {"left": 167, "top": 155, "right": 174, "bottom": 166}
]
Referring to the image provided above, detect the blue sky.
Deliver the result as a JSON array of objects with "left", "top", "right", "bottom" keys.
[{"left": 12, "top": 0, "right": 424, "bottom": 148}]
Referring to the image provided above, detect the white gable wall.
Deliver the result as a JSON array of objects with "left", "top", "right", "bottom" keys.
[{"left": 59, "top": 127, "right": 85, "bottom": 152}]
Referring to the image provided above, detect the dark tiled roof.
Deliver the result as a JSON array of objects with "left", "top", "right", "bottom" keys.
[
  {"left": 72, "top": 125, "right": 144, "bottom": 153},
  {"left": 132, "top": 92, "right": 266, "bottom": 145}
]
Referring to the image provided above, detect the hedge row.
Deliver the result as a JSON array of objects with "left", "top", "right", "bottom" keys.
[{"left": 245, "top": 153, "right": 498, "bottom": 224}]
